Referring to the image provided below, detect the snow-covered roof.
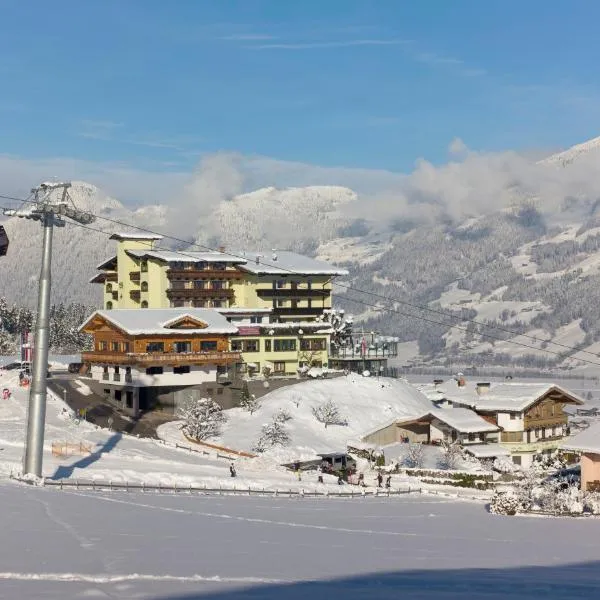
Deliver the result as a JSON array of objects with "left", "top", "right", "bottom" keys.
[
  {"left": 429, "top": 407, "right": 499, "bottom": 433},
  {"left": 428, "top": 380, "right": 584, "bottom": 412},
  {"left": 463, "top": 444, "right": 510, "bottom": 459},
  {"left": 125, "top": 249, "right": 246, "bottom": 264},
  {"left": 109, "top": 232, "right": 163, "bottom": 241},
  {"left": 89, "top": 273, "right": 108, "bottom": 284},
  {"left": 216, "top": 308, "right": 272, "bottom": 314},
  {"left": 563, "top": 421, "right": 600, "bottom": 455},
  {"left": 96, "top": 256, "right": 117, "bottom": 271},
  {"left": 236, "top": 251, "right": 349, "bottom": 276},
  {"left": 80, "top": 309, "right": 239, "bottom": 336}
]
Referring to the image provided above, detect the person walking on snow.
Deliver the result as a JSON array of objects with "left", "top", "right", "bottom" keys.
[
  {"left": 377, "top": 471, "right": 383, "bottom": 487},
  {"left": 385, "top": 474, "right": 391, "bottom": 489},
  {"left": 229, "top": 463, "right": 236, "bottom": 478}
]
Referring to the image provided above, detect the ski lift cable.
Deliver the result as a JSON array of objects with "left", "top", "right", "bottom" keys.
[{"left": 1, "top": 192, "right": 600, "bottom": 366}]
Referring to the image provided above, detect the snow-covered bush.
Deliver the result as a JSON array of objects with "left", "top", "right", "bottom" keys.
[
  {"left": 493, "top": 457, "right": 520, "bottom": 474},
  {"left": 490, "top": 490, "right": 522, "bottom": 515},
  {"left": 437, "top": 441, "right": 463, "bottom": 470},
  {"left": 403, "top": 443, "right": 425, "bottom": 468},
  {"left": 273, "top": 408, "right": 292, "bottom": 423},
  {"left": 312, "top": 400, "right": 348, "bottom": 428},
  {"left": 253, "top": 417, "right": 290, "bottom": 452},
  {"left": 178, "top": 397, "right": 227, "bottom": 441}
]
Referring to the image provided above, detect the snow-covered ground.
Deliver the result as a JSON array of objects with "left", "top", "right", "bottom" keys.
[
  {"left": 0, "top": 370, "right": 365, "bottom": 493},
  {"left": 2, "top": 484, "right": 600, "bottom": 599},
  {"left": 159, "top": 374, "right": 432, "bottom": 465}
]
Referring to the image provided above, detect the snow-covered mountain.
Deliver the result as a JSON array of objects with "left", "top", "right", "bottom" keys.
[{"left": 3, "top": 137, "right": 600, "bottom": 371}]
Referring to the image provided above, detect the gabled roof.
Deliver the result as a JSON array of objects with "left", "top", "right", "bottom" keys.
[
  {"left": 424, "top": 380, "right": 584, "bottom": 412},
  {"left": 125, "top": 249, "right": 246, "bottom": 264},
  {"left": 428, "top": 407, "right": 499, "bottom": 433},
  {"left": 235, "top": 250, "right": 349, "bottom": 276},
  {"left": 80, "top": 308, "right": 239, "bottom": 336},
  {"left": 563, "top": 421, "right": 600, "bottom": 454}
]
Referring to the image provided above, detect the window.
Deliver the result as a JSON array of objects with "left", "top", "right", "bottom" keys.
[
  {"left": 211, "top": 280, "right": 225, "bottom": 290},
  {"left": 216, "top": 388, "right": 224, "bottom": 395},
  {"left": 193, "top": 280, "right": 205, "bottom": 289},
  {"left": 468, "top": 433, "right": 475, "bottom": 442},
  {"left": 275, "top": 280, "right": 286, "bottom": 289},
  {"left": 276, "top": 299, "right": 286, "bottom": 308},
  {"left": 172, "top": 281, "right": 186, "bottom": 290},
  {"left": 173, "top": 366, "right": 190, "bottom": 374},
  {"left": 212, "top": 300, "right": 225, "bottom": 308},
  {"left": 171, "top": 300, "right": 185, "bottom": 308},
  {"left": 240, "top": 340, "right": 259, "bottom": 352},
  {"left": 512, "top": 455, "right": 522, "bottom": 466},
  {"left": 111, "top": 341, "right": 119, "bottom": 352},
  {"left": 122, "top": 342, "right": 130, "bottom": 353},
  {"left": 106, "top": 283, "right": 113, "bottom": 292},
  {"left": 264, "top": 339, "right": 272, "bottom": 352},
  {"left": 146, "top": 366, "right": 163, "bottom": 375},
  {"left": 141, "top": 281, "right": 148, "bottom": 292},
  {"left": 501, "top": 431, "right": 523, "bottom": 443},
  {"left": 231, "top": 340, "right": 242, "bottom": 351},
  {"left": 273, "top": 361, "right": 286, "bottom": 373},
  {"left": 106, "top": 301, "right": 113, "bottom": 310},
  {"left": 114, "top": 389, "right": 122, "bottom": 402},
  {"left": 140, "top": 261, "right": 148, "bottom": 273},
  {"left": 274, "top": 339, "right": 296, "bottom": 352},
  {"left": 99, "top": 341, "right": 108, "bottom": 351},
  {"left": 300, "top": 338, "right": 326, "bottom": 351},
  {"left": 250, "top": 316, "right": 263, "bottom": 323},
  {"left": 510, "top": 413, "right": 516, "bottom": 420},
  {"left": 141, "top": 301, "right": 148, "bottom": 309},
  {"left": 146, "top": 342, "right": 164, "bottom": 352},
  {"left": 174, "top": 341, "right": 191, "bottom": 353},
  {"left": 114, "top": 366, "right": 120, "bottom": 374},
  {"left": 200, "top": 340, "right": 218, "bottom": 352}
]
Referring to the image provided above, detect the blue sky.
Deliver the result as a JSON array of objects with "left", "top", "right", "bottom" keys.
[{"left": 1, "top": 0, "right": 599, "bottom": 197}]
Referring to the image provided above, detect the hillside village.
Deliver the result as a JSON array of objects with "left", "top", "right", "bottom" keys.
[{"left": 1, "top": 226, "right": 599, "bottom": 518}]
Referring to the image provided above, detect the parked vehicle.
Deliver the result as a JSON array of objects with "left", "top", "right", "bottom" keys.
[{"left": 68, "top": 362, "right": 84, "bottom": 374}]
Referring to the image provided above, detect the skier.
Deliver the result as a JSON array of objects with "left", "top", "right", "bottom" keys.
[
  {"left": 229, "top": 463, "right": 236, "bottom": 478},
  {"left": 385, "top": 474, "right": 392, "bottom": 489}
]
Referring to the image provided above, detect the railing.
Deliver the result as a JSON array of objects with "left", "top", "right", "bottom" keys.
[
  {"left": 257, "top": 288, "right": 330, "bottom": 298},
  {"left": 330, "top": 347, "right": 398, "bottom": 359},
  {"left": 167, "top": 269, "right": 241, "bottom": 280},
  {"left": 129, "top": 271, "right": 141, "bottom": 282},
  {"left": 83, "top": 350, "right": 242, "bottom": 366},
  {"left": 40, "top": 478, "right": 421, "bottom": 498},
  {"left": 166, "top": 288, "right": 234, "bottom": 299},
  {"left": 272, "top": 307, "right": 323, "bottom": 315}
]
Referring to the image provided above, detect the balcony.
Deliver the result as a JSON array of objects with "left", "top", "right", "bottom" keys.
[
  {"left": 257, "top": 288, "right": 330, "bottom": 298},
  {"left": 130, "top": 290, "right": 140, "bottom": 301},
  {"left": 166, "top": 288, "right": 234, "bottom": 300},
  {"left": 271, "top": 307, "right": 323, "bottom": 316},
  {"left": 167, "top": 269, "right": 241, "bottom": 280},
  {"left": 83, "top": 350, "right": 242, "bottom": 366},
  {"left": 330, "top": 346, "right": 398, "bottom": 359},
  {"left": 523, "top": 414, "right": 568, "bottom": 430},
  {"left": 129, "top": 271, "right": 141, "bottom": 282}
]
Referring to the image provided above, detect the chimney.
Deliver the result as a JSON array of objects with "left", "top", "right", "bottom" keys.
[{"left": 476, "top": 382, "right": 491, "bottom": 395}]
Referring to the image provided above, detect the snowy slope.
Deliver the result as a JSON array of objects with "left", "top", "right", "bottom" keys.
[{"left": 160, "top": 374, "right": 433, "bottom": 464}]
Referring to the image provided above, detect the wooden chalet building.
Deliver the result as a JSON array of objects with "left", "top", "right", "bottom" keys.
[{"left": 79, "top": 308, "right": 242, "bottom": 416}]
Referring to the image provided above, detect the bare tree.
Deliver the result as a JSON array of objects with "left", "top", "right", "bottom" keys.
[
  {"left": 253, "top": 417, "right": 290, "bottom": 452},
  {"left": 312, "top": 400, "right": 348, "bottom": 428},
  {"left": 404, "top": 443, "right": 425, "bottom": 468},
  {"left": 178, "top": 397, "right": 227, "bottom": 441},
  {"left": 437, "top": 440, "right": 463, "bottom": 469}
]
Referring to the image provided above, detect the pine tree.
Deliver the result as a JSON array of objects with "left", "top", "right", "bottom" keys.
[{"left": 239, "top": 382, "right": 261, "bottom": 414}]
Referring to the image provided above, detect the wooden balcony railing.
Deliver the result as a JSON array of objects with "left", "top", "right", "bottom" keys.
[
  {"left": 166, "top": 288, "right": 234, "bottom": 299},
  {"left": 257, "top": 288, "right": 330, "bottom": 298},
  {"left": 83, "top": 351, "right": 242, "bottom": 366},
  {"left": 166, "top": 269, "right": 241, "bottom": 280}
]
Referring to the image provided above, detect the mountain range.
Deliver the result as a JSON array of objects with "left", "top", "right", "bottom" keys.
[{"left": 2, "top": 137, "right": 600, "bottom": 370}]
